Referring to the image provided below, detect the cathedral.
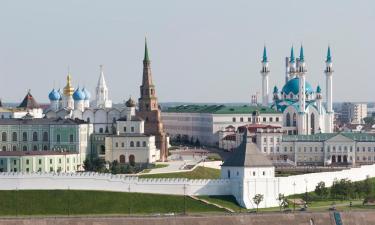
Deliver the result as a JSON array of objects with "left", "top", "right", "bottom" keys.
[{"left": 261, "top": 45, "right": 334, "bottom": 135}]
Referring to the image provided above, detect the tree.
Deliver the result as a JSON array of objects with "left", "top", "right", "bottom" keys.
[
  {"left": 83, "top": 157, "right": 106, "bottom": 172},
  {"left": 363, "top": 177, "right": 373, "bottom": 197},
  {"left": 315, "top": 181, "right": 328, "bottom": 198},
  {"left": 364, "top": 117, "right": 375, "bottom": 125},
  {"left": 253, "top": 194, "right": 264, "bottom": 212},
  {"left": 277, "top": 194, "right": 288, "bottom": 211}
]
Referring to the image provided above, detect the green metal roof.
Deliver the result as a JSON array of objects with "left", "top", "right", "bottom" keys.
[
  {"left": 282, "top": 133, "right": 375, "bottom": 142},
  {"left": 163, "top": 105, "right": 281, "bottom": 114}
]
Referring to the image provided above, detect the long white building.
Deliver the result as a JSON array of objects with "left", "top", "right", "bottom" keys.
[{"left": 161, "top": 105, "right": 282, "bottom": 146}]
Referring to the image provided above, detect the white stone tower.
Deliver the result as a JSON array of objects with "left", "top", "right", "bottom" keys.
[
  {"left": 95, "top": 65, "right": 112, "bottom": 108},
  {"left": 325, "top": 46, "right": 334, "bottom": 132},
  {"left": 260, "top": 46, "right": 270, "bottom": 107},
  {"left": 287, "top": 46, "right": 296, "bottom": 82},
  {"left": 297, "top": 45, "right": 307, "bottom": 134}
]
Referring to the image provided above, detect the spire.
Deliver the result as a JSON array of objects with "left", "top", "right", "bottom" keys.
[
  {"left": 316, "top": 85, "right": 321, "bottom": 93},
  {"left": 290, "top": 46, "right": 295, "bottom": 63},
  {"left": 262, "top": 46, "right": 268, "bottom": 62},
  {"left": 326, "top": 46, "right": 332, "bottom": 63},
  {"left": 97, "top": 64, "right": 107, "bottom": 87},
  {"left": 273, "top": 86, "right": 278, "bottom": 93},
  {"left": 144, "top": 38, "right": 150, "bottom": 61},
  {"left": 299, "top": 45, "right": 304, "bottom": 62}
]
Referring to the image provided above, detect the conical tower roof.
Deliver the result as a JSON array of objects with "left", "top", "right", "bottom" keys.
[
  {"left": 18, "top": 90, "right": 40, "bottom": 109},
  {"left": 222, "top": 131, "right": 273, "bottom": 167}
]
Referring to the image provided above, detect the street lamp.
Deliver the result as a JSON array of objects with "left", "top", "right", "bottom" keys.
[{"left": 292, "top": 181, "right": 296, "bottom": 212}]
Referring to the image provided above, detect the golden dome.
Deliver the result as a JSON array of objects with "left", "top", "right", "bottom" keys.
[{"left": 63, "top": 73, "right": 74, "bottom": 96}]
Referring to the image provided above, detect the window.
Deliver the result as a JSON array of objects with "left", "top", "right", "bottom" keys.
[
  {"left": 286, "top": 113, "right": 291, "bottom": 127},
  {"left": 59, "top": 159, "right": 61, "bottom": 164},
  {"left": 123, "top": 127, "right": 127, "bottom": 132},
  {"left": 232, "top": 117, "right": 236, "bottom": 122},
  {"left": 269, "top": 117, "right": 273, "bottom": 122},
  {"left": 263, "top": 147, "right": 267, "bottom": 152},
  {"left": 2, "top": 146, "right": 6, "bottom": 151},
  {"left": 368, "top": 147, "right": 371, "bottom": 152},
  {"left": 130, "top": 141, "right": 134, "bottom": 147},
  {"left": 115, "top": 142, "right": 118, "bottom": 147},
  {"left": 69, "top": 134, "right": 74, "bottom": 143},
  {"left": 67, "top": 158, "right": 69, "bottom": 163},
  {"left": 136, "top": 141, "right": 140, "bottom": 147},
  {"left": 26, "top": 159, "right": 29, "bottom": 165},
  {"left": 100, "top": 145, "right": 105, "bottom": 155},
  {"left": 22, "top": 146, "right": 27, "bottom": 151},
  {"left": 99, "top": 128, "right": 104, "bottom": 133},
  {"left": 13, "top": 160, "right": 16, "bottom": 165},
  {"left": 143, "top": 141, "right": 147, "bottom": 147},
  {"left": 227, "top": 170, "right": 231, "bottom": 178},
  {"left": 33, "top": 145, "right": 38, "bottom": 151},
  {"left": 264, "top": 138, "right": 267, "bottom": 142},
  {"left": 284, "top": 147, "right": 287, "bottom": 152},
  {"left": 270, "top": 147, "right": 273, "bottom": 152},
  {"left": 252, "top": 171, "right": 256, "bottom": 176},
  {"left": 12, "top": 145, "right": 16, "bottom": 151},
  {"left": 12, "top": 132, "right": 17, "bottom": 141},
  {"left": 26, "top": 168, "right": 29, "bottom": 172},
  {"left": 50, "top": 159, "right": 53, "bottom": 164},
  {"left": 32, "top": 132, "right": 38, "bottom": 141},
  {"left": 43, "top": 145, "right": 48, "bottom": 151},
  {"left": 121, "top": 142, "right": 124, "bottom": 147},
  {"left": 363, "top": 147, "right": 366, "bottom": 152},
  {"left": 263, "top": 171, "right": 266, "bottom": 176},
  {"left": 263, "top": 117, "right": 266, "bottom": 122},
  {"left": 22, "top": 132, "right": 27, "bottom": 141},
  {"left": 240, "top": 117, "right": 244, "bottom": 122},
  {"left": 1, "top": 132, "right": 6, "bottom": 141},
  {"left": 131, "top": 127, "right": 135, "bottom": 132},
  {"left": 119, "top": 155, "right": 125, "bottom": 163},
  {"left": 248, "top": 117, "right": 251, "bottom": 122},
  {"left": 43, "top": 132, "right": 48, "bottom": 141},
  {"left": 276, "top": 117, "right": 279, "bottom": 122},
  {"left": 129, "top": 155, "right": 135, "bottom": 166},
  {"left": 57, "top": 134, "right": 61, "bottom": 143}
]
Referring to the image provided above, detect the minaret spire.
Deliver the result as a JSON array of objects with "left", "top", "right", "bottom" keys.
[
  {"left": 260, "top": 46, "right": 270, "bottom": 107},
  {"left": 290, "top": 46, "right": 295, "bottom": 63},
  {"left": 325, "top": 45, "right": 334, "bottom": 132},
  {"left": 326, "top": 46, "right": 332, "bottom": 62},
  {"left": 262, "top": 46, "right": 268, "bottom": 62},
  {"left": 299, "top": 45, "right": 304, "bottom": 62}
]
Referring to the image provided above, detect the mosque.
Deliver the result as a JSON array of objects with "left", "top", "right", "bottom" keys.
[{"left": 261, "top": 45, "right": 334, "bottom": 135}]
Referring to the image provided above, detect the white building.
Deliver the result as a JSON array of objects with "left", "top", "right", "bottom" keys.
[
  {"left": 103, "top": 98, "right": 160, "bottom": 164},
  {"left": 266, "top": 46, "right": 334, "bottom": 135},
  {"left": 340, "top": 102, "right": 367, "bottom": 124},
  {"left": 162, "top": 105, "right": 282, "bottom": 146}
]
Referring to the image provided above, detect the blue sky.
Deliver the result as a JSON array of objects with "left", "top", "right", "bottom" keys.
[{"left": 0, "top": 0, "right": 374, "bottom": 103}]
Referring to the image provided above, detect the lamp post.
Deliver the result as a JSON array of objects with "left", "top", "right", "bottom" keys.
[
  {"left": 293, "top": 181, "right": 296, "bottom": 212},
  {"left": 304, "top": 178, "right": 308, "bottom": 206},
  {"left": 183, "top": 183, "right": 187, "bottom": 215}
]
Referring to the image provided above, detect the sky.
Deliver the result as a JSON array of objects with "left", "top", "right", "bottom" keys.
[{"left": 0, "top": 0, "right": 374, "bottom": 104}]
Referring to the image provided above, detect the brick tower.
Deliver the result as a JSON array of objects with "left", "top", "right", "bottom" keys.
[{"left": 137, "top": 39, "right": 168, "bottom": 161}]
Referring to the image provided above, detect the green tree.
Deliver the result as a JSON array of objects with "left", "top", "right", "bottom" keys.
[
  {"left": 315, "top": 181, "right": 328, "bottom": 198},
  {"left": 253, "top": 194, "right": 264, "bottom": 212},
  {"left": 363, "top": 117, "right": 375, "bottom": 125},
  {"left": 363, "top": 177, "right": 373, "bottom": 197},
  {"left": 83, "top": 157, "right": 106, "bottom": 172},
  {"left": 277, "top": 194, "right": 288, "bottom": 211}
]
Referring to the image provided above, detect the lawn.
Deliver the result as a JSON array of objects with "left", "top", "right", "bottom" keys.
[
  {"left": 139, "top": 166, "right": 221, "bottom": 179},
  {"left": 197, "top": 195, "right": 242, "bottom": 212},
  {"left": 0, "top": 190, "right": 225, "bottom": 216}
]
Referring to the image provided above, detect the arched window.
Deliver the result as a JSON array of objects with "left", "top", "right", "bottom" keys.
[
  {"left": 292, "top": 113, "right": 297, "bottom": 126},
  {"left": 43, "top": 145, "right": 48, "bottom": 151},
  {"left": 32, "top": 132, "right": 38, "bottom": 141},
  {"left": 1, "top": 132, "right": 7, "bottom": 141},
  {"left": 143, "top": 141, "right": 147, "bottom": 147},
  {"left": 22, "top": 132, "right": 27, "bottom": 141},
  {"left": 136, "top": 141, "right": 140, "bottom": 147},
  {"left": 99, "top": 128, "right": 103, "bottom": 133},
  {"left": 69, "top": 134, "right": 74, "bottom": 143},
  {"left": 129, "top": 155, "right": 135, "bottom": 166},
  {"left": 33, "top": 145, "right": 38, "bottom": 151},
  {"left": 56, "top": 134, "right": 61, "bottom": 143},
  {"left": 12, "top": 132, "right": 17, "bottom": 141},
  {"left": 86, "top": 117, "right": 90, "bottom": 123},
  {"left": 130, "top": 141, "right": 134, "bottom": 147},
  {"left": 310, "top": 113, "right": 315, "bottom": 134},
  {"left": 43, "top": 132, "right": 48, "bottom": 141},
  {"left": 286, "top": 113, "right": 291, "bottom": 127},
  {"left": 119, "top": 155, "right": 125, "bottom": 164},
  {"left": 12, "top": 145, "right": 17, "bottom": 151},
  {"left": 22, "top": 146, "right": 27, "bottom": 151},
  {"left": 2, "top": 146, "right": 6, "bottom": 151}
]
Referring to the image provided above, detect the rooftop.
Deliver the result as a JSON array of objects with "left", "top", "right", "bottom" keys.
[
  {"left": 0, "top": 151, "right": 79, "bottom": 157},
  {"left": 222, "top": 132, "right": 273, "bottom": 167},
  {"left": 282, "top": 132, "right": 375, "bottom": 142},
  {"left": 163, "top": 105, "right": 280, "bottom": 114},
  {"left": 0, "top": 118, "right": 88, "bottom": 125}
]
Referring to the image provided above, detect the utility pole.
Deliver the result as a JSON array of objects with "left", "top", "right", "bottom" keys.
[
  {"left": 293, "top": 182, "right": 296, "bottom": 212},
  {"left": 183, "top": 183, "right": 187, "bottom": 215}
]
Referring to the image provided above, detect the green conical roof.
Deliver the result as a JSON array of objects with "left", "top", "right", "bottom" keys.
[
  {"left": 316, "top": 85, "right": 321, "bottom": 93},
  {"left": 273, "top": 86, "right": 278, "bottom": 93},
  {"left": 144, "top": 38, "right": 150, "bottom": 61},
  {"left": 262, "top": 46, "right": 268, "bottom": 62},
  {"left": 299, "top": 45, "right": 304, "bottom": 62},
  {"left": 290, "top": 46, "right": 295, "bottom": 63},
  {"left": 326, "top": 46, "right": 332, "bottom": 62}
]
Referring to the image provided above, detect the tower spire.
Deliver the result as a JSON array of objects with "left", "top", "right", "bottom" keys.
[
  {"left": 290, "top": 46, "right": 295, "bottom": 63},
  {"left": 299, "top": 45, "right": 304, "bottom": 62},
  {"left": 326, "top": 46, "right": 332, "bottom": 62},
  {"left": 262, "top": 46, "right": 268, "bottom": 62},
  {"left": 144, "top": 38, "right": 150, "bottom": 61}
]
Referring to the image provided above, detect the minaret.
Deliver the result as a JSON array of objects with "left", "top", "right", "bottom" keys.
[
  {"left": 63, "top": 72, "right": 75, "bottom": 109},
  {"left": 95, "top": 65, "right": 112, "bottom": 108},
  {"left": 288, "top": 46, "right": 296, "bottom": 81},
  {"left": 260, "top": 46, "right": 270, "bottom": 107},
  {"left": 137, "top": 39, "right": 169, "bottom": 161},
  {"left": 297, "top": 45, "right": 307, "bottom": 134},
  {"left": 273, "top": 86, "right": 279, "bottom": 102},
  {"left": 316, "top": 85, "right": 323, "bottom": 113},
  {"left": 324, "top": 46, "right": 334, "bottom": 132}
]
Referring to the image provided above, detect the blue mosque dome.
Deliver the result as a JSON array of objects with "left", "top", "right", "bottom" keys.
[
  {"left": 73, "top": 88, "right": 86, "bottom": 101},
  {"left": 48, "top": 89, "right": 61, "bottom": 101},
  {"left": 281, "top": 77, "right": 314, "bottom": 95},
  {"left": 82, "top": 87, "right": 91, "bottom": 100}
]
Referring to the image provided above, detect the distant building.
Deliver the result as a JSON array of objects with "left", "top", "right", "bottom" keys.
[
  {"left": 0, "top": 91, "right": 43, "bottom": 119},
  {"left": 162, "top": 105, "right": 282, "bottom": 146},
  {"left": 340, "top": 102, "right": 367, "bottom": 124}
]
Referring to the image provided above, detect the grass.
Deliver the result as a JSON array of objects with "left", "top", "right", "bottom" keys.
[
  {"left": 154, "top": 164, "right": 168, "bottom": 169},
  {"left": 0, "top": 190, "right": 225, "bottom": 216},
  {"left": 139, "top": 166, "right": 221, "bottom": 179},
  {"left": 197, "top": 196, "right": 242, "bottom": 211}
]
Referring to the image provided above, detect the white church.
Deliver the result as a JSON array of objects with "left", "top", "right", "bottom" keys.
[{"left": 260, "top": 45, "right": 334, "bottom": 135}]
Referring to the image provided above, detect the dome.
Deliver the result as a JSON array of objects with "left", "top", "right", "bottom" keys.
[
  {"left": 82, "top": 88, "right": 91, "bottom": 100},
  {"left": 73, "top": 88, "right": 86, "bottom": 101},
  {"left": 281, "top": 77, "right": 314, "bottom": 95},
  {"left": 48, "top": 89, "right": 61, "bottom": 101},
  {"left": 125, "top": 97, "right": 136, "bottom": 107}
]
